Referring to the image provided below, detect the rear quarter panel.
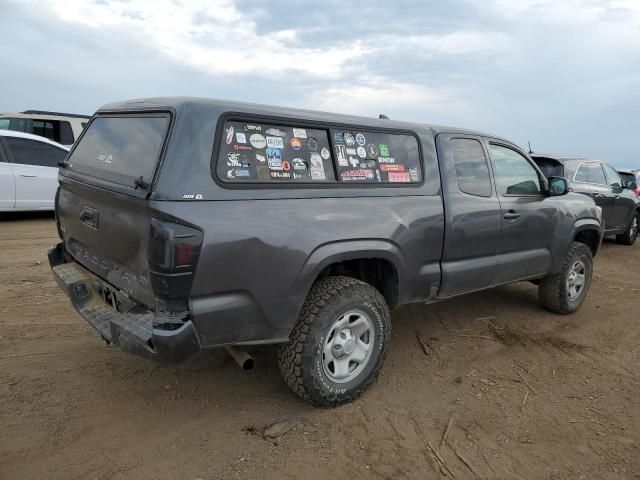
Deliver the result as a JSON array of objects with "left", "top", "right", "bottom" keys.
[{"left": 154, "top": 195, "right": 443, "bottom": 346}]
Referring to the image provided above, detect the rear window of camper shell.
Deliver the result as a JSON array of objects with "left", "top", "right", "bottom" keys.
[{"left": 215, "top": 119, "right": 422, "bottom": 185}]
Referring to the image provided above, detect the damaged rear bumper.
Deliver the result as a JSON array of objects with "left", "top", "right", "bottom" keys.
[{"left": 48, "top": 243, "right": 200, "bottom": 364}]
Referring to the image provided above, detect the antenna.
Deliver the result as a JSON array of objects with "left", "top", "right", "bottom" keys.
[
  {"left": 528, "top": 141, "right": 533, "bottom": 154},
  {"left": 379, "top": 114, "right": 389, "bottom": 120}
]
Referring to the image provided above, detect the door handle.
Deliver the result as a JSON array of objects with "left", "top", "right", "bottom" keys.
[
  {"left": 503, "top": 210, "right": 520, "bottom": 220},
  {"left": 19, "top": 174, "right": 37, "bottom": 178},
  {"left": 594, "top": 193, "right": 603, "bottom": 198}
]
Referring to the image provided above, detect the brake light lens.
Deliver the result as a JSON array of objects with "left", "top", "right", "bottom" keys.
[
  {"left": 175, "top": 243, "right": 195, "bottom": 266},
  {"left": 148, "top": 218, "right": 203, "bottom": 300}
]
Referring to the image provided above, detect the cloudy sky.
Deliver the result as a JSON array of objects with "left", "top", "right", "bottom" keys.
[{"left": 1, "top": 0, "right": 639, "bottom": 167}]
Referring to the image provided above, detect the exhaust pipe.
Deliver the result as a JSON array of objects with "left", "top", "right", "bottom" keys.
[{"left": 225, "top": 346, "right": 254, "bottom": 370}]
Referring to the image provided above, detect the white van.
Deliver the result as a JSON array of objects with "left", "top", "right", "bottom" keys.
[{"left": 0, "top": 110, "right": 90, "bottom": 146}]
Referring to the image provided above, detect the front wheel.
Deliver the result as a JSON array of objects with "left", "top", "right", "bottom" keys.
[
  {"left": 538, "top": 242, "right": 593, "bottom": 314},
  {"left": 616, "top": 212, "right": 639, "bottom": 245},
  {"left": 278, "top": 276, "right": 391, "bottom": 407}
]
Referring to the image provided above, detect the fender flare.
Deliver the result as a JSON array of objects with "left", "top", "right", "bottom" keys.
[
  {"left": 570, "top": 218, "right": 603, "bottom": 256},
  {"left": 294, "top": 239, "right": 407, "bottom": 307},
  {"left": 572, "top": 218, "right": 602, "bottom": 235}
]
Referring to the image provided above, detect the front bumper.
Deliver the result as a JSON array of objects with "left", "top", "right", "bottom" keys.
[{"left": 48, "top": 243, "right": 200, "bottom": 364}]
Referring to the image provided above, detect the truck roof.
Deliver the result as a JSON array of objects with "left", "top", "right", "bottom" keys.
[{"left": 97, "top": 96, "right": 507, "bottom": 142}]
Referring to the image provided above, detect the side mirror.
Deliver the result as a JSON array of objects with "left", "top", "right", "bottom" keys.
[
  {"left": 548, "top": 176, "right": 569, "bottom": 196},
  {"left": 624, "top": 180, "right": 638, "bottom": 190}
]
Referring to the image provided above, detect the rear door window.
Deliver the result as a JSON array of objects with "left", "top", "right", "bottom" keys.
[
  {"left": 574, "top": 163, "right": 589, "bottom": 182},
  {"left": 217, "top": 121, "right": 335, "bottom": 182},
  {"left": 0, "top": 118, "right": 28, "bottom": 133},
  {"left": 4, "top": 137, "right": 67, "bottom": 167},
  {"left": 32, "top": 120, "right": 54, "bottom": 141},
  {"left": 66, "top": 114, "right": 170, "bottom": 187},
  {"left": 586, "top": 162, "right": 606, "bottom": 185},
  {"left": 31, "top": 120, "right": 74, "bottom": 144},
  {"left": 450, "top": 138, "right": 491, "bottom": 196}
]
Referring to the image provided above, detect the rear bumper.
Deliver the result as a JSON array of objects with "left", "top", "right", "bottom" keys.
[{"left": 48, "top": 243, "right": 200, "bottom": 364}]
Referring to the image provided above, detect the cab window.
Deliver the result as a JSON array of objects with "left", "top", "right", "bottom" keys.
[{"left": 489, "top": 144, "right": 541, "bottom": 195}]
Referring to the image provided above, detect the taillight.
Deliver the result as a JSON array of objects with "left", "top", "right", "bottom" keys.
[{"left": 148, "top": 218, "right": 203, "bottom": 301}]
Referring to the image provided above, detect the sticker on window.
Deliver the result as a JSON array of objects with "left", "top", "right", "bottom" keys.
[
  {"left": 331, "top": 129, "right": 421, "bottom": 183},
  {"left": 217, "top": 120, "right": 335, "bottom": 182}
]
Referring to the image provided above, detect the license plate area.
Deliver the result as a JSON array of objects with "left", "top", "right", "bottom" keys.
[
  {"left": 101, "top": 283, "right": 120, "bottom": 311},
  {"left": 97, "top": 281, "right": 135, "bottom": 313}
]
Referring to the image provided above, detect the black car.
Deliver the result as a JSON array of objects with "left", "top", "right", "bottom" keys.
[
  {"left": 532, "top": 155, "right": 640, "bottom": 245},
  {"left": 49, "top": 98, "right": 603, "bottom": 406}
]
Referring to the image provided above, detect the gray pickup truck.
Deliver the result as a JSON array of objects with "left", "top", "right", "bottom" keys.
[{"left": 49, "top": 97, "right": 603, "bottom": 406}]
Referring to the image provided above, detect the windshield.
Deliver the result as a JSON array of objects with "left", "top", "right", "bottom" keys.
[{"left": 66, "top": 114, "right": 170, "bottom": 187}]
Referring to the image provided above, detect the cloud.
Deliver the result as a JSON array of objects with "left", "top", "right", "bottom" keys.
[
  {"left": 309, "top": 78, "right": 466, "bottom": 122},
  {"left": 46, "top": 0, "right": 370, "bottom": 78},
  {"left": 44, "top": 0, "right": 511, "bottom": 83},
  {"left": 2, "top": 0, "right": 640, "bottom": 167}
]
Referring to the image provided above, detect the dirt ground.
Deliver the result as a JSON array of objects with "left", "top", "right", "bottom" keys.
[{"left": 1, "top": 213, "right": 639, "bottom": 480}]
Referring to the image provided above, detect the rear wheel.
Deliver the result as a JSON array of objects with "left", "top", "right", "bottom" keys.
[
  {"left": 278, "top": 276, "right": 391, "bottom": 407},
  {"left": 616, "top": 212, "right": 639, "bottom": 245},
  {"left": 539, "top": 242, "right": 593, "bottom": 314}
]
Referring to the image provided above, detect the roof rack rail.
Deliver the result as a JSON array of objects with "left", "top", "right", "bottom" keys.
[{"left": 21, "top": 110, "right": 91, "bottom": 119}]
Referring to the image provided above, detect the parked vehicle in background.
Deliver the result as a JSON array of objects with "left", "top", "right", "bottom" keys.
[
  {"left": 0, "top": 130, "right": 69, "bottom": 211},
  {"left": 532, "top": 155, "right": 640, "bottom": 245},
  {"left": 0, "top": 110, "right": 90, "bottom": 146},
  {"left": 49, "top": 97, "right": 603, "bottom": 406},
  {"left": 618, "top": 170, "right": 640, "bottom": 196}
]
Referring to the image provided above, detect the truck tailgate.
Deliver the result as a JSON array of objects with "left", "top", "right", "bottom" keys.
[{"left": 57, "top": 178, "right": 155, "bottom": 308}]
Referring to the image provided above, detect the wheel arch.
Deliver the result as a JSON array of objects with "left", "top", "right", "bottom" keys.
[
  {"left": 294, "top": 240, "right": 406, "bottom": 312},
  {"left": 572, "top": 219, "right": 602, "bottom": 257}
]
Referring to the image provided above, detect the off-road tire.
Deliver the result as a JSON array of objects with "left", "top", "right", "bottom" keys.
[
  {"left": 278, "top": 276, "right": 391, "bottom": 407},
  {"left": 615, "top": 212, "right": 639, "bottom": 245},
  {"left": 539, "top": 242, "right": 593, "bottom": 315}
]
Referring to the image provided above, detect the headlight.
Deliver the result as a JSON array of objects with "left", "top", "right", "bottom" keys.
[{"left": 594, "top": 206, "right": 603, "bottom": 224}]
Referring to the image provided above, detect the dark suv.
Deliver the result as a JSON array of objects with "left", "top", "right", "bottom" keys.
[
  {"left": 49, "top": 98, "right": 603, "bottom": 406},
  {"left": 532, "top": 155, "right": 639, "bottom": 244}
]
